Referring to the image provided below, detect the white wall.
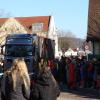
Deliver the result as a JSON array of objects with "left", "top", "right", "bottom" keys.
[{"left": 48, "top": 16, "right": 59, "bottom": 58}]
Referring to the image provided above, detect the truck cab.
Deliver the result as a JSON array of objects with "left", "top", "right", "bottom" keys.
[{"left": 1, "top": 34, "right": 39, "bottom": 77}]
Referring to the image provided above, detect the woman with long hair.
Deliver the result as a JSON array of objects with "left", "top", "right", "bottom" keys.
[{"left": 1, "top": 58, "right": 30, "bottom": 100}]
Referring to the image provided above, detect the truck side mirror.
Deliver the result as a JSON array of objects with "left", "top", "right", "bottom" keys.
[{"left": 0, "top": 45, "right": 5, "bottom": 55}]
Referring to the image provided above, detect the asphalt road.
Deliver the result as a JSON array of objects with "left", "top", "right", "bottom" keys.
[
  {"left": 58, "top": 92, "right": 100, "bottom": 100},
  {"left": 57, "top": 87, "right": 100, "bottom": 100}
]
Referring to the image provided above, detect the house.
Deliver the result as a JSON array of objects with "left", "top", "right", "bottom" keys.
[
  {"left": 64, "top": 48, "right": 77, "bottom": 57},
  {"left": 0, "top": 16, "right": 58, "bottom": 58},
  {"left": 87, "top": 0, "right": 100, "bottom": 57}
]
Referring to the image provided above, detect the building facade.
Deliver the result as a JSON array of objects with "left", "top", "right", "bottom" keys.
[{"left": 87, "top": 0, "right": 100, "bottom": 57}]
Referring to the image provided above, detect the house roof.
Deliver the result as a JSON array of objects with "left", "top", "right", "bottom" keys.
[
  {"left": 87, "top": 0, "right": 100, "bottom": 40},
  {"left": 0, "top": 16, "right": 51, "bottom": 32}
]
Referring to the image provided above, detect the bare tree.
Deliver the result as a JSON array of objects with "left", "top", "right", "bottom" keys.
[
  {"left": 0, "top": 9, "right": 12, "bottom": 18},
  {"left": 64, "top": 31, "right": 76, "bottom": 38},
  {"left": 58, "top": 37, "right": 70, "bottom": 51},
  {"left": 0, "top": 9, "right": 12, "bottom": 44},
  {"left": 57, "top": 29, "right": 76, "bottom": 38},
  {"left": 57, "top": 30, "right": 77, "bottom": 51}
]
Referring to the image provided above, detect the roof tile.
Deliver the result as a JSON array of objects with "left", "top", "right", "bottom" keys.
[{"left": 0, "top": 16, "right": 51, "bottom": 32}]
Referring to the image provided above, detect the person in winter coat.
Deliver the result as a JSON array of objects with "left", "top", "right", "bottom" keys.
[
  {"left": 87, "top": 61, "right": 94, "bottom": 88},
  {"left": 67, "top": 59, "right": 75, "bottom": 89},
  {"left": 30, "top": 60, "right": 60, "bottom": 100},
  {"left": 1, "top": 58, "right": 30, "bottom": 100}
]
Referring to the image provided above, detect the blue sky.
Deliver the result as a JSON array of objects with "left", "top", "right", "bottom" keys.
[{"left": 0, "top": 0, "right": 89, "bottom": 39}]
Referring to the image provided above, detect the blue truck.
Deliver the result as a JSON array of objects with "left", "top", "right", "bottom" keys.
[{"left": 0, "top": 33, "right": 55, "bottom": 77}]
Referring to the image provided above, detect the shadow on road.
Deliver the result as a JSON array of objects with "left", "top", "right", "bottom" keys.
[{"left": 59, "top": 84, "right": 100, "bottom": 99}]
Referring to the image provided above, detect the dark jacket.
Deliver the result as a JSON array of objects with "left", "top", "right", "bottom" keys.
[
  {"left": 1, "top": 73, "right": 30, "bottom": 100},
  {"left": 30, "top": 69, "right": 60, "bottom": 100}
]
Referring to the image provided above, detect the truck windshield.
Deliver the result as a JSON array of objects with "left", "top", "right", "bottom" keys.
[
  {"left": 5, "top": 45, "right": 33, "bottom": 57},
  {"left": 6, "top": 38, "right": 32, "bottom": 44}
]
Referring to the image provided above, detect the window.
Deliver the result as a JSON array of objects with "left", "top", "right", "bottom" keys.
[
  {"left": 5, "top": 45, "right": 33, "bottom": 57},
  {"left": 32, "top": 23, "right": 43, "bottom": 32}
]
